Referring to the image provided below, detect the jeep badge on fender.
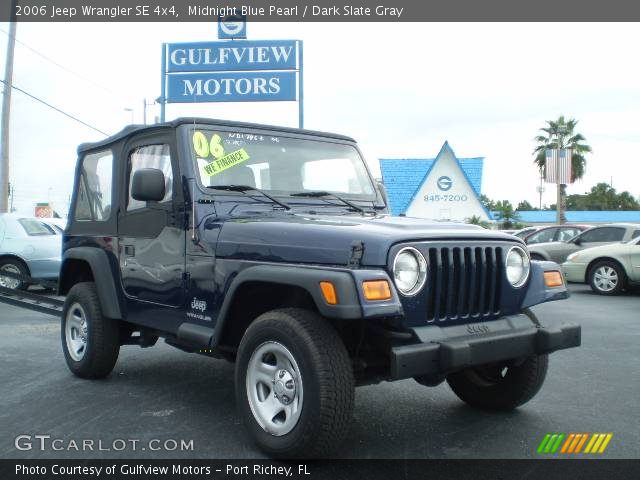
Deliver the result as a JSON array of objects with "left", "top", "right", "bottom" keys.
[{"left": 57, "top": 118, "right": 580, "bottom": 458}]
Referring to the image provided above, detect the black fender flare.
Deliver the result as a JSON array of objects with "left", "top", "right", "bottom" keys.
[
  {"left": 211, "top": 265, "right": 362, "bottom": 346},
  {"left": 59, "top": 247, "right": 123, "bottom": 319}
]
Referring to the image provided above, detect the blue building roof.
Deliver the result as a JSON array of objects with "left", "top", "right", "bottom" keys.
[
  {"left": 379, "top": 145, "right": 484, "bottom": 216},
  {"left": 512, "top": 210, "right": 640, "bottom": 224}
]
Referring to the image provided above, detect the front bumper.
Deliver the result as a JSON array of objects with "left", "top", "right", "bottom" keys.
[
  {"left": 561, "top": 262, "right": 588, "bottom": 283},
  {"left": 390, "top": 314, "right": 581, "bottom": 380}
]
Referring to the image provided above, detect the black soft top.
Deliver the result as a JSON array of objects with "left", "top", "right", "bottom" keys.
[{"left": 78, "top": 117, "right": 356, "bottom": 153}]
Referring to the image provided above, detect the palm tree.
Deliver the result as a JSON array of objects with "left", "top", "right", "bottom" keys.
[
  {"left": 493, "top": 200, "right": 520, "bottom": 229},
  {"left": 533, "top": 116, "right": 592, "bottom": 223}
]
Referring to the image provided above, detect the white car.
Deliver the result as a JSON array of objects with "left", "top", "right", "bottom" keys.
[{"left": 562, "top": 236, "right": 640, "bottom": 295}]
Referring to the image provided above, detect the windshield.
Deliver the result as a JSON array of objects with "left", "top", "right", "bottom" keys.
[{"left": 187, "top": 127, "right": 376, "bottom": 201}]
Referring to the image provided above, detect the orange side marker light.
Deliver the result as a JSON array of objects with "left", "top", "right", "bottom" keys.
[
  {"left": 319, "top": 282, "right": 338, "bottom": 305},
  {"left": 544, "top": 271, "right": 564, "bottom": 288},
  {"left": 363, "top": 280, "right": 392, "bottom": 301}
]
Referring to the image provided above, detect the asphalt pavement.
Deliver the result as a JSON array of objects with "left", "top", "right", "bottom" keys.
[{"left": 0, "top": 285, "right": 638, "bottom": 459}]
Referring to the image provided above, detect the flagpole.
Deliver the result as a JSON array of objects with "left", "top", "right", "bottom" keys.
[{"left": 556, "top": 141, "right": 560, "bottom": 224}]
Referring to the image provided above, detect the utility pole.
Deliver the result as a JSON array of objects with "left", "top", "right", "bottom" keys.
[
  {"left": 555, "top": 129, "right": 567, "bottom": 225},
  {"left": 143, "top": 98, "right": 155, "bottom": 125},
  {"left": 0, "top": 19, "right": 16, "bottom": 213}
]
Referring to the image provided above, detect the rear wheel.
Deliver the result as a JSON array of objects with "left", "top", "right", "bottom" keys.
[
  {"left": 61, "top": 282, "right": 120, "bottom": 379},
  {"left": 589, "top": 260, "right": 626, "bottom": 295},
  {"left": 0, "top": 258, "right": 29, "bottom": 290},
  {"left": 235, "top": 308, "right": 354, "bottom": 458},
  {"left": 447, "top": 355, "right": 548, "bottom": 410}
]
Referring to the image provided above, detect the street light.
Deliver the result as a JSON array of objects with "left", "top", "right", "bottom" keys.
[{"left": 124, "top": 108, "right": 134, "bottom": 124}]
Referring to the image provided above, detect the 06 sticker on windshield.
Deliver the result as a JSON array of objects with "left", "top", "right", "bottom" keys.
[{"left": 192, "top": 131, "right": 250, "bottom": 177}]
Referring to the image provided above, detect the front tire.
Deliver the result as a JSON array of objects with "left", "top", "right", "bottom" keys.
[
  {"left": 447, "top": 355, "right": 548, "bottom": 410},
  {"left": 0, "top": 258, "right": 29, "bottom": 290},
  {"left": 61, "top": 282, "right": 120, "bottom": 379},
  {"left": 235, "top": 308, "right": 354, "bottom": 458},
  {"left": 589, "top": 260, "right": 626, "bottom": 295}
]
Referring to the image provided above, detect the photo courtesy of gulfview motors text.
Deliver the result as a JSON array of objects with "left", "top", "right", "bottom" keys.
[
  {"left": 15, "top": 463, "right": 308, "bottom": 476},
  {"left": 0, "top": 1, "right": 639, "bottom": 479}
]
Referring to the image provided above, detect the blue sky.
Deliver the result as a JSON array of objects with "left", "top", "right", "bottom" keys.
[{"left": 1, "top": 22, "right": 639, "bottom": 215}]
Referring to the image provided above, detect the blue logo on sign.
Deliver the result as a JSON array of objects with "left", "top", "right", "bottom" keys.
[
  {"left": 218, "top": 15, "right": 247, "bottom": 39},
  {"left": 437, "top": 176, "right": 453, "bottom": 191}
]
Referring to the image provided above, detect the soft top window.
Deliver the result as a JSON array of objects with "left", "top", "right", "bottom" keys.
[{"left": 75, "top": 149, "right": 113, "bottom": 221}]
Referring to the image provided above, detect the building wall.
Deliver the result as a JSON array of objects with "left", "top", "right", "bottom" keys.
[{"left": 405, "top": 149, "right": 490, "bottom": 221}]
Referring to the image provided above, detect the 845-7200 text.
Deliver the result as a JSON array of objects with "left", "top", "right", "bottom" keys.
[{"left": 424, "top": 194, "right": 469, "bottom": 202}]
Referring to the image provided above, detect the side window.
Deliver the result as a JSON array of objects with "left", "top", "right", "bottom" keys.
[
  {"left": 127, "top": 144, "right": 173, "bottom": 212},
  {"left": 527, "top": 228, "right": 556, "bottom": 244},
  {"left": 75, "top": 179, "right": 92, "bottom": 220},
  {"left": 74, "top": 150, "right": 113, "bottom": 221},
  {"left": 558, "top": 228, "right": 580, "bottom": 242},
  {"left": 631, "top": 230, "right": 640, "bottom": 240},
  {"left": 580, "top": 227, "right": 625, "bottom": 243}
]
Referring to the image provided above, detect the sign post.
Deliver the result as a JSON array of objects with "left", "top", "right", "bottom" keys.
[{"left": 160, "top": 42, "right": 166, "bottom": 122}]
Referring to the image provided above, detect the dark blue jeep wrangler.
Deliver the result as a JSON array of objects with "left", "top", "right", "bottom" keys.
[{"left": 58, "top": 118, "right": 580, "bottom": 457}]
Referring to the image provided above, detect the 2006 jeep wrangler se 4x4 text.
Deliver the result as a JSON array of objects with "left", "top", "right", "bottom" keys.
[{"left": 58, "top": 118, "right": 580, "bottom": 457}]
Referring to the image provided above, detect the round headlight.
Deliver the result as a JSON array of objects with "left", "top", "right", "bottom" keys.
[
  {"left": 393, "top": 247, "right": 427, "bottom": 296},
  {"left": 506, "top": 246, "right": 530, "bottom": 288}
]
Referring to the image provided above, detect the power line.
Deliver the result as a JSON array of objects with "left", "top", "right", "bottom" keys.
[
  {"left": 0, "top": 79, "right": 110, "bottom": 136},
  {"left": 0, "top": 27, "right": 131, "bottom": 105}
]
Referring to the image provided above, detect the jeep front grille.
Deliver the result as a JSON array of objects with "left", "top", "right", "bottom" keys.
[{"left": 425, "top": 246, "right": 503, "bottom": 322}]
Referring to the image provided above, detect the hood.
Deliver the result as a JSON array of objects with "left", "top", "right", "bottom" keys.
[{"left": 210, "top": 211, "right": 519, "bottom": 266}]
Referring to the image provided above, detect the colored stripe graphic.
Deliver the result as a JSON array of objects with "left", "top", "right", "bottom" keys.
[
  {"left": 539, "top": 433, "right": 613, "bottom": 454},
  {"left": 537, "top": 434, "right": 551, "bottom": 453},
  {"left": 538, "top": 433, "right": 565, "bottom": 454},
  {"left": 574, "top": 433, "right": 589, "bottom": 453}
]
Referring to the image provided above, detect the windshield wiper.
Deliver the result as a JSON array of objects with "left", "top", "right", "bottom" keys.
[
  {"left": 290, "top": 191, "right": 366, "bottom": 214},
  {"left": 206, "top": 185, "right": 291, "bottom": 210}
]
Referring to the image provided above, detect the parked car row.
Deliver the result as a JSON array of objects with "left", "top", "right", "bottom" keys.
[
  {"left": 0, "top": 214, "right": 63, "bottom": 290},
  {"left": 511, "top": 224, "right": 591, "bottom": 244},
  {"left": 517, "top": 223, "right": 640, "bottom": 296}
]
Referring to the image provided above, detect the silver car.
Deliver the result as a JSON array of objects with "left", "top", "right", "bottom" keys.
[
  {"left": 528, "top": 223, "right": 640, "bottom": 264},
  {"left": 0, "top": 214, "right": 62, "bottom": 289}
]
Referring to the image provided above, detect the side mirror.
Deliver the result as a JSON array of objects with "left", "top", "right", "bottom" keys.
[
  {"left": 131, "top": 168, "right": 165, "bottom": 202},
  {"left": 573, "top": 237, "right": 582, "bottom": 246}
]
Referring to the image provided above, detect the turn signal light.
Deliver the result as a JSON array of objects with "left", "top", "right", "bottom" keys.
[
  {"left": 319, "top": 281, "right": 338, "bottom": 305},
  {"left": 363, "top": 280, "right": 392, "bottom": 301},
  {"left": 544, "top": 271, "right": 564, "bottom": 288}
]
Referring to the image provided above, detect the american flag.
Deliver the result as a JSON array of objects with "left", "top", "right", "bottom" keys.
[{"left": 545, "top": 149, "right": 572, "bottom": 184}]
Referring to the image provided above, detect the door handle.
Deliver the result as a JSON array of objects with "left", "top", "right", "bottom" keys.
[{"left": 124, "top": 245, "right": 135, "bottom": 257}]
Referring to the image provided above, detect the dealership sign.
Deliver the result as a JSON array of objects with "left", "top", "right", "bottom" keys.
[{"left": 161, "top": 39, "right": 302, "bottom": 111}]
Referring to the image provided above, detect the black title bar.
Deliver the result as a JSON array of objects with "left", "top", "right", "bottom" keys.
[{"left": 2, "top": 0, "right": 640, "bottom": 22}]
